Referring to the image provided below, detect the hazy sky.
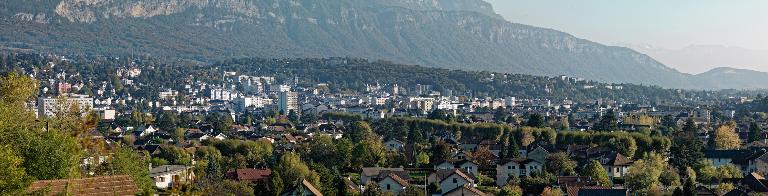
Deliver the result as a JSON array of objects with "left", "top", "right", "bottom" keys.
[{"left": 485, "top": 0, "right": 768, "bottom": 50}]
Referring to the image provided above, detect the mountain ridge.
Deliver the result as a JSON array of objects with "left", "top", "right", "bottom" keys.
[{"left": 0, "top": 0, "right": 764, "bottom": 90}]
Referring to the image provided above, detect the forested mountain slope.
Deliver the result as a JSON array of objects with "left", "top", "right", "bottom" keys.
[{"left": 0, "top": 0, "right": 764, "bottom": 89}]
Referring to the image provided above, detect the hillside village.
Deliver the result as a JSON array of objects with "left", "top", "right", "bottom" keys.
[{"left": 3, "top": 54, "right": 768, "bottom": 196}]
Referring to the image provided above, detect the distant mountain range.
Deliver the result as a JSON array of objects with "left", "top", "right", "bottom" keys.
[
  {"left": 0, "top": 0, "right": 766, "bottom": 90},
  {"left": 622, "top": 44, "right": 768, "bottom": 74}
]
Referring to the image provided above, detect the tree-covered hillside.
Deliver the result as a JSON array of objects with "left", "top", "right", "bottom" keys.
[
  {"left": 1, "top": 0, "right": 755, "bottom": 89},
  {"left": 0, "top": 52, "right": 739, "bottom": 104}
]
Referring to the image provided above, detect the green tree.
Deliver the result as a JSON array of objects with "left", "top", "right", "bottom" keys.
[
  {"left": 242, "top": 140, "right": 274, "bottom": 167},
  {"left": 545, "top": 152, "right": 576, "bottom": 175},
  {"left": 403, "top": 185, "right": 426, "bottom": 196},
  {"left": 108, "top": 147, "right": 154, "bottom": 193},
  {"left": 206, "top": 112, "right": 233, "bottom": 133},
  {"left": 0, "top": 145, "right": 32, "bottom": 195},
  {"left": 581, "top": 160, "right": 611, "bottom": 186},
  {"left": 352, "top": 139, "right": 386, "bottom": 168},
  {"left": 659, "top": 167, "right": 681, "bottom": 190},
  {"left": 625, "top": 153, "right": 666, "bottom": 194},
  {"left": 362, "top": 182, "right": 383, "bottom": 196},
  {"left": 158, "top": 145, "right": 192, "bottom": 165},
  {"left": 271, "top": 170, "right": 285, "bottom": 196},
  {"left": 0, "top": 72, "right": 38, "bottom": 105},
  {"left": 430, "top": 141, "right": 453, "bottom": 163},
  {"left": 22, "top": 130, "right": 81, "bottom": 180},
  {"left": 507, "top": 134, "right": 520, "bottom": 158},
  {"left": 749, "top": 122, "right": 763, "bottom": 143},
  {"left": 682, "top": 174, "right": 697, "bottom": 196},
  {"left": 696, "top": 160, "right": 718, "bottom": 185},
  {"left": 349, "top": 121, "right": 376, "bottom": 143},
  {"left": 205, "top": 155, "right": 223, "bottom": 180},
  {"left": 716, "top": 164, "right": 743, "bottom": 179},
  {"left": 288, "top": 110, "right": 299, "bottom": 125},
  {"left": 335, "top": 138, "right": 354, "bottom": 169},
  {"left": 156, "top": 111, "right": 178, "bottom": 132},
  {"left": 416, "top": 151, "right": 430, "bottom": 167},
  {"left": 526, "top": 113, "right": 546, "bottom": 128},
  {"left": 276, "top": 153, "right": 321, "bottom": 190},
  {"left": 498, "top": 185, "right": 523, "bottom": 196},
  {"left": 713, "top": 122, "right": 741, "bottom": 150},
  {"left": 670, "top": 128, "right": 704, "bottom": 171},
  {"left": 520, "top": 171, "right": 555, "bottom": 195}
]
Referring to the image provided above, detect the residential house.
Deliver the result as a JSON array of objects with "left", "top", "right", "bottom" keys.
[
  {"left": 557, "top": 176, "right": 596, "bottom": 193},
  {"left": 434, "top": 160, "right": 458, "bottom": 170},
  {"left": 439, "top": 169, "right": 476, "bottom": 195},
  {"left": 227, "top": 169, "right": 271, "bottom": 183},
  {"left": 526, "top": 146, "right": 550, "bottom": 163},
  {"left": 733, "top": 150, "right": 768, "bottom": 176},
  {"left": 456, "top": 159, "right": 480, "bottom": 175},
  {"left": 432, "top": 159, "right": 479, "bottom": 176},
  {"left": 495, "top": 159, "right": 543, "bottom": 186},
  {"left": 428, "top": 169, "right": 475, "bottom": 184},
  {"left": 134, "top": 125, "right": 157, "bottom": 137},
  {"left": 444, "top": 184, "right": 486, "bottom": 196},
  {"left": 741, "top": 172, "right": 768, "bottom": 193},
  {"left": 384, "top": 139, "right": 405, "bottom": 151},
  {"left": 453, "top": 151, "right": 471, "bottom": 160},
  {"left": 704, "top": 149, "right": 751, "bottom": 167},
  {"left": 360, "top": 167, "right": 408, "bottom": 186},
  {"left": 378, "top": 173, "right": 409, "bottom": 195},
  {"left": 599, "top": 152, "right": 633, "bottom": 179},
  {"left": 150, "top": 165, "right": 195, "bottom": 189}
]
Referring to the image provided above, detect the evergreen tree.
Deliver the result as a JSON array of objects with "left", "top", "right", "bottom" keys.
[
  {"left": 271, "top": 170, "right": 284, "bottom": 196},
  {"left": 507, "top": 134, "right": 521, "bottom": 158},
  {"left": 749, "top": 122, "right": 763, "bottom": 143},
  {"left": 527, "top": 113, "right": 546, "bottom": 128},
  {"left": 682, "top": 176, "right": 696, "bottom": 196},
  {"left": 205, "top": 156, "right": 223, "bottom": 179}
]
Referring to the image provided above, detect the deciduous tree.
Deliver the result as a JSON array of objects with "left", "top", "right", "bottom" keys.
[
  {"left": 581, "top": 160, "right": 611, "bottom": 186},
  {"left": 714, "top": 122, "right": 740, "bottom": 150}
]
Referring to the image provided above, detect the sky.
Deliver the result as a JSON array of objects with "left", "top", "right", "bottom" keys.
[{"left": 484, "top": 0, "right": 768, "bottom": 51}]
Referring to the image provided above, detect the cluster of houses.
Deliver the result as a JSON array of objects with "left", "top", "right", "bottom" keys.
[{"left": 21, "top": 61, "right": 768, "bottom": 196}]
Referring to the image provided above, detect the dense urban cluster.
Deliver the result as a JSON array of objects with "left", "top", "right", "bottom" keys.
[{"left": 2, "top": 53, "right": 768, "bottom": 196}]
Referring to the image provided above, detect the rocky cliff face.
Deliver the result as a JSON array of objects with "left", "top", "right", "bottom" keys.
[{"left": 1, "top": 0, "right": 755, "bottom": 89}]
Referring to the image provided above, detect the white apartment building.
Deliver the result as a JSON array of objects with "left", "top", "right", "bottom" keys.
[{"left": 37, "top": 94, "right": 94, "bottom": 117}]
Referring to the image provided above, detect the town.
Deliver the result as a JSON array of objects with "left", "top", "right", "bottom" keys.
[{"left": 2, "top": 53, "right": 768, "bottom": 196}]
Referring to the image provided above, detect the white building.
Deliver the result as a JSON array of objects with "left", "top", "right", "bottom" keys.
[
  {"left": 439, "top": 170, "right": 475, "bottom": 195},
  {"left": 278, "top": 91, "right": 299, "bottom": 113},
  {"left": 495, "top": 159, "right": 543, "bottom": 186},
  {"left": 270, "top": 84, "right": 291, "bottom": 93},
  {"left": 234, "top": 96, "right": 266, "bottom": 111},
  {"left": 150, "top": 165, "right": 194, "bottom": 189},
  {"left": 210, "top": 88, "right": 235, "bottom": 101},
  {"left": 37, "top": 94, "right": 94, "bottom": 117}
]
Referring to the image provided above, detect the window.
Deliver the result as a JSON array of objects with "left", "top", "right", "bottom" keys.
[
  {"left": 386, "top": 184, "right": 390, "bottom": 190},
  {"left": 158, "top": 177, "right": 165, "bottom": 182},
  {"left": 453, "top": 178, "right": 457, "bottom": 183},
  {"left": 512, "top": 166, "right": 516, "bottom": 169},
  {"left": 508, "top": 166, "right": 511, "bottom": 170}
]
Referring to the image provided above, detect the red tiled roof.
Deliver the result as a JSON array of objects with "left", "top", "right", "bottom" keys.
[
  {"left": 230, "top": 169, "right": 271, "bottom": 182},
  {"left": 27, "top": 175, "right": 139, "bottom": 196}
]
